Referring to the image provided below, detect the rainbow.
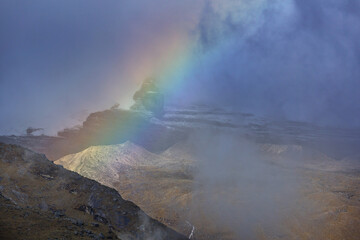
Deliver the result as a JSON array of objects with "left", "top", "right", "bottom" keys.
[{"left": 73, "top": 1, "right": 270, "bottom": 148}]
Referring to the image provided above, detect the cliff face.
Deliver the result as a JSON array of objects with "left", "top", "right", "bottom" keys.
[{"left": 0, "top": 143, "right": 187, "bottom": 240}]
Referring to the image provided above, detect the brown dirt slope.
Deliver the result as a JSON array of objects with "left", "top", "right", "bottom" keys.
[{"left": 0, "top": 143, "right": 187, "bottom": 240}]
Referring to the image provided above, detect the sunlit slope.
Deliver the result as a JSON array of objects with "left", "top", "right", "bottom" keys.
[
  {"left": 0, "top": 143, "right": 187, "bottom": 240},
  {"left": 55, "top": 142, "right": 194, "bottom": 234},
  {"left": 55, "top": 140, "right": 360, "bottom": 240}
]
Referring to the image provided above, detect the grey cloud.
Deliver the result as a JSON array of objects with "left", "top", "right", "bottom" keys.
[{"left": 174, "top": 0, "right": 360, "bottom": 127}]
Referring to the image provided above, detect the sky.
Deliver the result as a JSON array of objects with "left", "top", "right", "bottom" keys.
[{"left": 0, "top": 0, "right": 360, "bottom": 135}]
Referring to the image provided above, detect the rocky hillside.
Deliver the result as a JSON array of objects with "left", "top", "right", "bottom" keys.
[
  {"left": 55, "top": 141, "right": 182, "bottom": 170},
  {"left": 0, "top": 143, "right": 187, "bottom": 240},
  {"left": 55, "top": 139, "right": 360, "bottom": 240},
  {"left": 54, "top": 142, "right": 194, "bottom": 237}
]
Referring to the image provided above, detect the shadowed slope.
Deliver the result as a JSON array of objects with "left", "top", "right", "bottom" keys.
[{"left": 0, "top": 143, "right": 187, "bottom": 240}]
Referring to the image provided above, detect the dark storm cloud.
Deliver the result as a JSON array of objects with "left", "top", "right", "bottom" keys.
[
  {"left": 0, "top": 0, "right": 359, "bottom": 134},
  {"left": 185, "top": 0, "right": 360, "bottom": 127}
]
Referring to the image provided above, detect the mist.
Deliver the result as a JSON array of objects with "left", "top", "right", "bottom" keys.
[
  {"left": 1, "top": 0, "right": 360, "bottom": 135},
  {"left": 183, "top": 130, "right": 306, "bottom": 239}
]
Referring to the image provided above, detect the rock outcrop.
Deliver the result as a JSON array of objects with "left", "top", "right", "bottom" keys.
[
  {"left": 131, "top": 78, "right": 164, "bottom": 117},
  {"left": 0, "top": 143, "right": 187, "bottom": 240},
  {"left": 56, "top": 108, "right": 186, "bottom": 156}
]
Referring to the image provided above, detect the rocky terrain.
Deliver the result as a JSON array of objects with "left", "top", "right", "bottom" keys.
[
  {"left": 54, "top": 135, "right": 360, "bottom": 240},
  {"left": 0, "top": 143, "right": 187, "bottom": 240},
  {"left": 1, "top": 104, "right": 360, "bottom": 239},
  {"left": 54, "top": 142, "right": 194, "bottom": 236}
]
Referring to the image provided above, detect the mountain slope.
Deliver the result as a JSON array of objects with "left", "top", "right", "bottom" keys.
[
  {"left": 55, "top": 142, "right": 195, "bottom": 237},
  {"left": 56, "top": 141, "right": 174, "bottom": 170},
  {"left": 0, "top": 143, "right": 187, "bottom": 240},
  {"left": 55, "top": 139, "right": 360, "bottom": 240}
]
